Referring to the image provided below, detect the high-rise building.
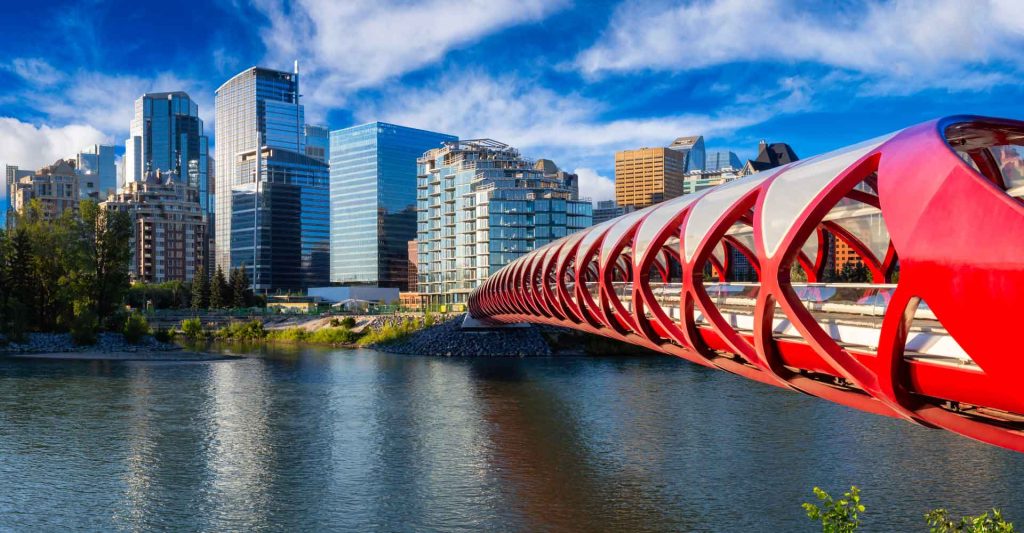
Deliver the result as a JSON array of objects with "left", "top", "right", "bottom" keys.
[
  {"left": 614, "top": 147, "right": 686, "bottom": 208},
  {"left": 11, "top": 159, "right": 79, "bottom": 221},
  {"left": 329, "top": 122, "right": 456, "bottom": 290},
  {"left": 683, "top": 167, "right": 743, "bottom": 195},
  {"left": 407, "top": 240, "right": 418, "bottom": 292},
  {"left": 705, "top": 150, "right": 741, "bottom": 172},
  {"left": 417, "top": 139, "right": 591, "bottom": 310},
  {"left": 76, "top": 144, "right": 116, "bottom": 200},
  {"left": 101, "top": 170, "right": 207, "bottom": 283},
  {"left": 304, "top": 124, "right": 329, "bottom": 163},
  {"left": 5, "top": 164, "right": 33, "bottom": 225},
  {"left": 124, "top": 92, "right": 210, "bottom": 213},
  {"left": 669, "top": 135, "right": 706, "bottom": 173},
  {"left": 215, "top": 65, "right": 329, "bottom": 292},
  {"left": 592, "top": 199, "right": 636, "bottom": 225}
]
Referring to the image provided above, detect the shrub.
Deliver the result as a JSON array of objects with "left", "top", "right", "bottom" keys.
[
  {"left": 329, "top": 318, "right": 341, "bottom": 327},
  {"left": 357, "top": 320, "right": 419, "bottom": 347},
  {"left": 181, "top": 317, "right": 205, "bottom": 340},
  {"left": 104, "top": 309, "right": 128, "bottom": 333},
  {"left": 215, "top": 320, "right": 266, "bottom": 341},
  {"left": 153, "top": 328, "right": 175, "bottom": 343},
  {"left": 925, "top": 508, "right": 1015, "bottom": 533},
  {"left": 340, "top": 316, "right": 356, "bottom": 329},
  {"left": 70, "top": 310, "right": 99, "bottom": 346},
  {"left": 123, "top": 312, "right": 150, "bottom": 344},
  {"left": 266, "top": 327, "right": 310, "bottom": 343},
  {"left": 424, "top": 313, "right": 435, "bottom": 327},
  {"left": 803, "top": 486, "right": 864, "bottom": 533},
  {"left": 309, "top": 327, "right": 357, "bottom": 345}
]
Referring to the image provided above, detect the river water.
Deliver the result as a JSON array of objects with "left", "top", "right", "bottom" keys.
[{"left": 0, "top": 347, "right": 1021, "bottom": 532}]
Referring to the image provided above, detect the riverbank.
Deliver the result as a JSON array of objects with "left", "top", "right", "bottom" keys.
[{"left": 0, "top": 332, "right": 227, "bottom": 362}]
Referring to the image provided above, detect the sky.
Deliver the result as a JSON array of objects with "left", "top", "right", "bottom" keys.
[{"left": 2, "top": 0, "right": 1024, "bottom": 213}]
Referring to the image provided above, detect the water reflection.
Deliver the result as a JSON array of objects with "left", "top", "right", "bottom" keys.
[{"left": 0, "top": 350, "right": 1022, "bottom": 532}]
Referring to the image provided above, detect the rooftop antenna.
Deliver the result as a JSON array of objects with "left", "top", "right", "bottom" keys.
[{"left": 294, "top": 60, "right": 299, "bottom": 75}]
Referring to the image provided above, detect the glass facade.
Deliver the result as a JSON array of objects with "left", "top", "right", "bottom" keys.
[
  {"left": 706, "top": 150, "right": 742, "bottom": 171},
  {"left": 329, "top": 122, "right": 456, "bottom": 289},
  {"left": 216, "top": 66, "right": 329, "bottom": 292},
  {"left": 417, "top": 140, "right": 592, "bottom": 311},
  {"left": 76, "top": 144, "right": 116, "bottom": 200},
  {"left": 304, "top": 124, "right": 329, "bottom": 163},
  {"left": 124, "top": 92, "right": 209, "bottom": 212}
]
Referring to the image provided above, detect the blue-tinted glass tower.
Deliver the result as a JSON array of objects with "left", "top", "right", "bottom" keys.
[
  {"left": 706, "top": 150, "right": 742, "bottom": 171},
  {"left": 329, "top": 122, "right": 456, "bottom": 290},
  {"left": 216, "top": 66, "right": 329, "bottom": 292}
]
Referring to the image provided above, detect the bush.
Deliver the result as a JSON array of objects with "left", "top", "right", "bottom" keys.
[
  {"left": 266, "top": 326, "right": 357, "bottom": 345},
  {"left": 266, "top": 327, "right": 310, "bottom": 343},
  {"left": 123, "top": 312, "right": 150, "bottom": 344},
  {"left": 340, "top": 316, "right": 356, "bottom": 329},
  {"left": 925, "top": 508, "right": 1015, "bottom": 532},
  {"left": 803, "top": 486, "right": 864, "bottom": 533},
  {"left": 329, "top": 318, "right": 341, "bottom": 327},
  {"left": 70, "top": 310, "right": 99, "bottom": 346},
  {"left": 357, "top": 320, "right": 420, "bottom": 347},
  {"left": 104, "top": 309, "right": 128, "bottom": 333},
  {"left": 153, "top": 328, "right": 175, "bottom": 343},
  {"left": 181, "top": 317, "right": 205, "bottom": 340},
  {"left": 215, "top": 320, "right": 265, "bottom": 341}
]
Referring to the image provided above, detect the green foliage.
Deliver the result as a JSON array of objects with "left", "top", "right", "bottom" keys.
[
  {"left": 229, "top": 266, "right": 253, "bottom": 308},
  {"left": 210, "top": 266, "right": 227, "bottom": 308},
  {"left": 70, "top": 309, "right": 99, "bottom": 346},
  {"left": 340, "top": 316, "right": 356, "bottom": 329},
  {"left": 126, "top": 281, "right": 189, "bottom": 310},
  {"left": 925, "top": 508, "right": 1015, "bottom": 533},
  {"left": 266, "top": 326, "right": 358, "bottom": 345},
  {"left": 424, "top": 313, "right": 436, "bottom": 327},
  {"left": 191, "top": 266, "right": 209, "bottom": 310},
  {"left": 357, "top": 318, "right": 421, "bottom": 347},
  {"left": 181, "top": 317, "right": 205, "bottom": 340},
  {"left": 803, "top": 486, "right": 865, "bottom": 533},
  {"left": 122, "top": 312, "right": 150, "bottom": 344},
  {"left": 215, "top": 320, "right": 266, "bottom": 341},
  {"left": 0, "top": 200, "right": 131, "bottom": 337},
  {"left": 153, "top": 328, "right": 175, "bottom": 343}
]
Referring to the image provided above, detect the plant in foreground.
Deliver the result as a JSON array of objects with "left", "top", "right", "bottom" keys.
[
  {"left": 803, "top": 486, "right": 864, "bottom": 533},
  {"left": 123, "top": 312, "right": 150, "bottom": 344},
  {"left": 925, "top": 508, "right": 1014, "bottom": 533}
]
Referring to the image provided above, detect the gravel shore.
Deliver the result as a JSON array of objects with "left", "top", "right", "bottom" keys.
[{"left": 371, "top": 314, "right": 553, "bottom": 357}]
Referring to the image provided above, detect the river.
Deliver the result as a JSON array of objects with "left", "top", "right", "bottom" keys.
[{"left": 0, "top": 346, "right": 1021, "bottom": 532}]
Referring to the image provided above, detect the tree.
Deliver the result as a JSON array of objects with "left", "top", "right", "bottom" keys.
[
  {"left": 925, "top": 508, "right": 1015, "bottom": 532},
  {"left": 210, "top": 266, "right": 227, "bottom": 309},
  {"left": 230, "top": 267, "right": 248, "bottom": 308},
  {"left": 191, "top": 266, "right": 209, "bottom": 310}
]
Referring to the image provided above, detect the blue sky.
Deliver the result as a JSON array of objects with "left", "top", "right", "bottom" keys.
[{"left": 2, "top": 0, "right": 1024, "bottom": 207}]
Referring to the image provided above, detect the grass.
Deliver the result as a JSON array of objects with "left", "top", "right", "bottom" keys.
[{"left": 356, "top": 317, "right": 423, "bottom": 347}]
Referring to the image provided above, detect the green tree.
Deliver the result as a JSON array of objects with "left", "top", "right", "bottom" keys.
[
  {"left": 230, "top": 266, "right": 250, "bottom": 308},
  {"left": 210, "top": 266, "right": 227, "bottom": 308},
  {"left": 803, "top": 486, "right": 864, "bottom": 533},
  {"left": 191, "top": 266, "right": 209, "bottom": 310}
]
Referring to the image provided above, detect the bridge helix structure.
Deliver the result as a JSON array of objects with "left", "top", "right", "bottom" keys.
[{"left": 468, "top": 115, "right": 1024, "bottom": 452}]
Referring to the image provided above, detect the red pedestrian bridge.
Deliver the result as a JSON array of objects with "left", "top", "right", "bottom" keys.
[{"left": 468, "top": 116, "right": 1024, "bottom": 452}]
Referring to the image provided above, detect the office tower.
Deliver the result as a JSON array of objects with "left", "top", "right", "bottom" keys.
[
  {"left": 124, "top": 92, "right": 210, "bottom": 212},
  {"left": 705, "top": 150, "right": 741, "bottom": 172},
  {"left": 304, "top": 124, "right": 329, "bottom": 163},
  {"left": 407, "top": 240, "right": 418, "bottom": 292},
  {"left": 101, "top": 170, "right": 207, "bottom": 283},
  {"left": 10, "top": 159, "right": 79, "bottom": 221},
  {"left": 5, "top": 165, "right": 33, "bottom": 225},
  {"left": 417, "top": 139, "right": 591, "bottom": 311},
  {"left": 592, "top": 199, "right": 636, "bottom": 225},
  {"left": 329, "top": 122, "right": 456, "bottom": 289},
  {"left": 215, "top": 65, "right": 329, "bottom": 291},
  {"left": 614, "top": 147, "right": 686, "bottom": 208},
  {"left": 76, "top": 144, "right": 116, "bottom": 200},
  {"left": 669, "top": 135, "right": 706, "bottom": 173}
]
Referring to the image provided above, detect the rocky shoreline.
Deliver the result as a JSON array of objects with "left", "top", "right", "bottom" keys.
[
  {"left": 369, "top": 314, "right": 658, "bottom": 357},
  {"left": 0, "top": 332, "right": 228, "bottom": 362}
]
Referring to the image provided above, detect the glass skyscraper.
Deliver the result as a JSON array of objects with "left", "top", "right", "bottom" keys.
[
  {"left": 124, "top": 92, "right": 210, "bottom": 211},
  {"left": 705, "top": 150, "right": 742, "bottom": 171},
  {"left": 329, "top": 122, "right": 456, "bottom": 290},
  {"left": 76, "top": 144, "right": 116, "bottom": 199},
  {"left": 215, "top": 66, "right": 329, "bottom": 292}
]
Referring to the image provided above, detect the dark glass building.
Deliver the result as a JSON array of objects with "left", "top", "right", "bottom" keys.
[
  {"left": 329, "top": 122, "right": 456, "bottom": 290},
  {"left": 216, "top": 66, "right": 329, "bottom": 292}
]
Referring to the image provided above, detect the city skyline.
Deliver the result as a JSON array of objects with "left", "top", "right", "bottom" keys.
[{"left": 2, "top": 0, "right": 1024, "bottom": 209}]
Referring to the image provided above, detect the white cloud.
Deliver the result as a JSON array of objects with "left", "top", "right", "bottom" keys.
[
  {"left": 574, "top": 167, "right": 615, "bottom": 202},
  {"left": 577, "top": 0, "right": 1024, "bottom": 92},
  {"left": 251, "top": 0, "right": 568, "bottom": 117},
  {"left": 354, "top": 72, "right": 807, "bottom": 171},
  {"left": 0, "top": 118, "right": 109, "bottom": 198},
  {"left": 7, "top": 58, "right": 213, "bottom": 139}
]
